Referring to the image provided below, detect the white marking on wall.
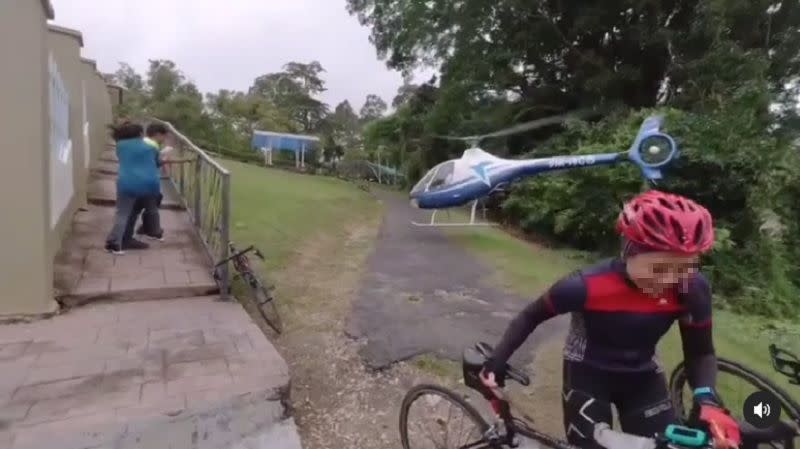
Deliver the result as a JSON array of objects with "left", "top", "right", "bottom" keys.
[
  {"left": 82, "top": 80, "right": 90, "bottom": 169},
  {"left": 49, "top": 52, "right": 73, "bottom": 229}
]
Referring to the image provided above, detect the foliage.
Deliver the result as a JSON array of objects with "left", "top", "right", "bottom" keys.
[
  {"left": 105, "top": 59, "right": 391, "bottom": 168},
  {"left": 346, "top": 0, "right": 800, "bottom": 315}
]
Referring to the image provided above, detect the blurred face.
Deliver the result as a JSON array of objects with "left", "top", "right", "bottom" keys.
[
  {"left": 625, "top": 252, "right": 700, "bottom": 296},
  {"left": 152, "top": 132, "right": 168, "bottom": 144}
]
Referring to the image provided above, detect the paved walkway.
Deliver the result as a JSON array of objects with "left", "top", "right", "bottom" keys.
[
  {"left": 0, "top": 297, "right": 298, "bottom": 449},
  {"left": 53, "top": 151, "right": 218, "bottom": 306},
  {"left": 347, "top": 189, "right": 566, "bottom": 369},
  {"left": 0, "top": 148, "right": 303, "bottom": 448}
]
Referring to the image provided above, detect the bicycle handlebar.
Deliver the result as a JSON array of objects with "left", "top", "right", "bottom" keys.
[
  {"left": 769, "top": 344, "right": 800, "bottom": 383},
  {"left": 474, "top": 341, "right": 531, "bottom": 386}
]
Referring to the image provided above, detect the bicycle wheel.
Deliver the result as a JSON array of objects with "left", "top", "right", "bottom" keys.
[
  {"left": 400, "top": 384, "right": 493, "bottom": 449},
  {"left": 246, "top": 273, "right": 283, "bottom": 334},
  {"left": 670, "top": 357, "right": 800, "bottom": 447}
]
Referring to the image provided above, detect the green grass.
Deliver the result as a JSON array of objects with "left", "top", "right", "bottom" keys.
[
  {"left": 411, "top": 354, "right": 462, "bottom": 380},
  {"left": 659, "top": 311, "right": 800, "bottom": 413},
  {"left": 446, "top": 223, "right": 800, "bottom": 412},
  {"left": 443, "top": 225, "right": 592, "bottom": 296},
  {"left": 223, "top": 159, "right": 379, "bottom": 273}
]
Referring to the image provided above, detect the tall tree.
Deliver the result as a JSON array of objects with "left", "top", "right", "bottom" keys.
[
  {"left": 248, "top": 61, "right": 330, "bottom": 133},
  {"left": 359, "top": 94, "right": 388, "bottom": 123},
  {"left": 330, "top": 100, "right": 361, "bottom": 150},
  {"left": 283, "top": 61, "right": 327, "bottom": 96},
  {"left": 392, "top": 80, "right": 418, "bottom": 108},
  {"left": 147, "top": 59, "right": 184, "bottom": 102}
]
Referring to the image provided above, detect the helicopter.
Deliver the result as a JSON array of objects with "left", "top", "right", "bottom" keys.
[{"left": 409, "top": 114, "right": 679, "bottom": 227}]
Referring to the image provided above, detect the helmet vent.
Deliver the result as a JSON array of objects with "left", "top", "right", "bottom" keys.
[
  {"left": 692, "top": 220, "right": 705, "bottom": 245},
  {"left": 669, "top": 217, "right": 685, "bottom": 244},
  {"left": 651, "top": 209, "right": 668, "bottom": 227}
]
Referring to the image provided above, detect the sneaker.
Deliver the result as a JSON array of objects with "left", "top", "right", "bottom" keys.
[
  {"left": 105, "top": 242, "right": 125, "bottom": 255},
  {"left": 122, "top": 238, "right": 150, "bottom": 250},
  {"left": 136, "top": 226, "right": 164, "bottom": 242}
]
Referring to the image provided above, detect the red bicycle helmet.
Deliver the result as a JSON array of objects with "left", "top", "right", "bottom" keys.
[{"left": 616, "top": 190, "right": 714, "bottom": 254}]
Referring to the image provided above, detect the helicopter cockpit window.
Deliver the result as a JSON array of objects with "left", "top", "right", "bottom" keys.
[
  {"left": 410, "top": 161, "right": 455, "bottom": 195},
  {"left": 427, "top": 161, "right": 455, "bottom": 191},
  {"left": 410, "top": 167, "right": 437, "bottom": 195}
]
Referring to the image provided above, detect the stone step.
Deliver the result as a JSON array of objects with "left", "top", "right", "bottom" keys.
[
  {"left": 54, "top": 206, "right": 219, "bottom": 307},
  {"left": 4, "top": 297, "right": 299, "bottom": 449}
]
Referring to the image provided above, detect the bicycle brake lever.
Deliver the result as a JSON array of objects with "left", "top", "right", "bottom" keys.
[{"left": 254, "top": 249, "right": 265, "bottom": 260}]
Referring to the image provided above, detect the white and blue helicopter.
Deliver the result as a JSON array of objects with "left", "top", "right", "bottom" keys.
[{"left": 409, "top": 114, "right": 679, "bottom": 227}]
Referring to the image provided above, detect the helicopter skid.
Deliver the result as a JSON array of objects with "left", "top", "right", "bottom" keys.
[
  {"left": 410, "top": 220, "right": 494, "bottom": 227},
  {"left": 411, "top": 200, "right": 495, "bottom": 227}
]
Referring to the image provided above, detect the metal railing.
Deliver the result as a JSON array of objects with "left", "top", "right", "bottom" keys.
[{"left": 144, "top": 117, "right": 231, "bottom": 299}]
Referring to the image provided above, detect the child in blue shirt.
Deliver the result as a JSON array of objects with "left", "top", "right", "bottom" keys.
[{"left": 104, "top": 122, "right": 161, "bottom": 254}]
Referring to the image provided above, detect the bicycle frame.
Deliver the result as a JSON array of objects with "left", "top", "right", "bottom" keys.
[
  {"left": 458, "top": 343, "right": 713, "bottom": 449},
  {"left": 483, "top": 388, "right": 581, "bottom": 449}
]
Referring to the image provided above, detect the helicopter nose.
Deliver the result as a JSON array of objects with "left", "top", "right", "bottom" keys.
[{"left": 410, "top": 198, "right": 419, "bottom": 208}]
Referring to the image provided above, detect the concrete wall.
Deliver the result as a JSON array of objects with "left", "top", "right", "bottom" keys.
[
  {"left": 0, "top": 1, "right": 113, "bottom": 316},
  {"left": 98, "top": 78, "right": 114, "bottom": 155},
  {"left": 107, "top": 85, "right": 125, "bottom": 109},
  {"left": 79, "top": 58, "right": 110, "bottom": 167},
  {"left": 0, "top": 0, "right": 58, "bottom": 314},
  {"left": 47, "top": 25, "right": 88, "bottom": 241}
]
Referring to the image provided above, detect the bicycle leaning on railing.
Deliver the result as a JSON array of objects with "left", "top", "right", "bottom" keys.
[
  {"left": 400, "top": 342, "right": 752, "bottom": 449},
  {"left": 212, "top": 242, "right": 282, "bottom": 334},
  {"left": 670, "top": 344, "right": 800, "bottom": 448}
]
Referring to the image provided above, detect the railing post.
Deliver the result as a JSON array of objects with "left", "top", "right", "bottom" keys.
[
  {"left": 179, "top": 152, "right": 185, "bottom": 195},
  {"left": 219, "top": 173, "right": 231, "bottom": 300},
  {"left": 193, "top": 158, "right": 202, "bottom": 226}
]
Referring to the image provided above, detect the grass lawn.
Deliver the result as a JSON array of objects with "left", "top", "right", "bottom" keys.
[
  {"left": 222, "top": 159, "right": 380, "bottom": 273},
  {"left": 445, "top": 224, "right": 800, "bottom": 413}
]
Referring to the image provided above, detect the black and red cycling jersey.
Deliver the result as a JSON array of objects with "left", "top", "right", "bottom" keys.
[{"left": 486, "top": 258, "right": 717, "bottom": 387}]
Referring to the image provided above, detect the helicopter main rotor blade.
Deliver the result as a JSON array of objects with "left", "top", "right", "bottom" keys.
[{"left": 433, "top": 108, "right": 603, "bottom": 142}]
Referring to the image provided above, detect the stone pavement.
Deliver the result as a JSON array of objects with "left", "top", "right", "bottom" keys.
[
  {"left": 53, "top": 205, "right": 219, "bottom": 306},
  {"left": 53, "top": 151, "right": 218, "bottom": 306},
  {"left": 0, "top": 297, "right": 300, "bottom": 449},
  {"left": 20, "top": 145, "right": 303, "bottom": 448}
]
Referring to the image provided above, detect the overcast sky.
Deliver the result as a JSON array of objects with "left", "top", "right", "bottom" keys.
[{"left": 49, "top": 0, "right": 432, "bottom": 111}]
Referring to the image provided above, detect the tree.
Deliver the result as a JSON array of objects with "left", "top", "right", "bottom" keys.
[
  {"left": 359, "top": 94, "right": 387, "bottom": 123},
  {"left": 147, "top": 59, "right": 184, "bottom": 102},
  {"left": 328, "top": 100, "right": 361, "bottom": 150},
  {"left": 392, "top": 80, "right": 418, "bottom": 108},
  {"left": 248, "top": 61, "right": 330, "bottom": 133},
  {"left": 348, "top": 0, "right": 800, "bottom": 315},
  {"left": 283, "top": 61, "right": 327, "bottom": 96},
  {"left": 112, "top": 63, "right": 144, "bottom": 91},
  {"left": 321, "top": 133, "right": 345, "bottom": 162}
]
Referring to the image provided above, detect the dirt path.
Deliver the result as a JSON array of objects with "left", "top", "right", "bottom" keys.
[
  {"left": 271, "top": 210, "right": 430, "bottom": 449},
  {"left": 264, "top": 194, "right": 570, "bottom": 448}
]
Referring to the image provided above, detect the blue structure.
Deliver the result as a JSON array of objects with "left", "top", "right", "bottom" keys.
[{"left": 251, "top": 130, "right": 320, "bottom": 168}]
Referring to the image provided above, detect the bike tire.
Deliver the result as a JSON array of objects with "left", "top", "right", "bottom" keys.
[
  {"left": 400, "top": 384, "right": 492, "bottom": 449},
  {"left": 669, "top": 357, "right": 800, "bottom": 421},
  {"left": 246, "top": 274, "right": 283, "bottom": 335}
]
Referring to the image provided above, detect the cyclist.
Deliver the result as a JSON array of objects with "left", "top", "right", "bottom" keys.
[{"left": 480, "top": 190, "right": 741, "bottom": 449}]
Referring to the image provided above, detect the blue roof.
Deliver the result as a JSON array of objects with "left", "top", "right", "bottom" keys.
[{"left": 251, "top": 130, "right": 320, "bottom": 153}]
